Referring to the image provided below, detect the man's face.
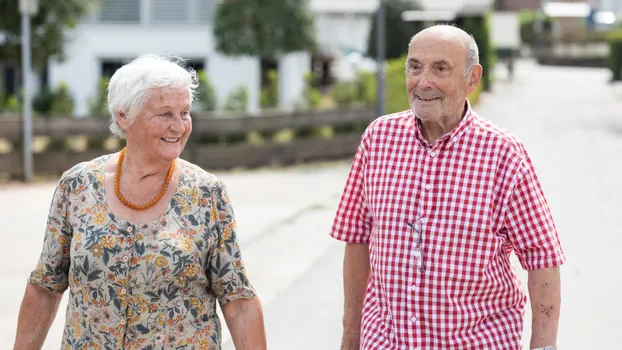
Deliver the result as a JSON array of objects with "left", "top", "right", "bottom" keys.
[{"left": 405, "top": 35, "right": 478, "bottom": 122}]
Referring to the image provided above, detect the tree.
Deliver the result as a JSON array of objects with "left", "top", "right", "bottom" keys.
[
  {"left": 367, "top": 0, "right": 423, "bottom": 60},
  {"left": 0, "top": 0, "right": 91, "bottom": 69},
  {"left": 213, "top": 0, "right": 316, "bottom": 59}
]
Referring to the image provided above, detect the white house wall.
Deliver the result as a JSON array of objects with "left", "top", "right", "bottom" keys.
[
  {"left": 278, "top": 52, "right": 311, "bottom": 112},
  {"left": 48, "top": 24, "right": 260, "bottom": 117},
  {"left": 208, "top": 53, "right": 260, "bottom": 115},
  {"left": 314, "top": 13, "right": 375, "bottom": 57}
]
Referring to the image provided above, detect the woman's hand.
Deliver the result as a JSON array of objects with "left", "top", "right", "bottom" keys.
[
  {"left": 221, "top": 296, "right": 267, "bottom": 350},
  {"left": 13, "top": 283, "right": 63, "bottom": 350}
]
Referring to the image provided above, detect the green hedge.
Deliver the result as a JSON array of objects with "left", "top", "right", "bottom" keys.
[
  {"left": 460, "top": 14, "right": 494, "bottom": 92},
  {"left": 607, "top": 30, "right": 622, "bottom": 81}
]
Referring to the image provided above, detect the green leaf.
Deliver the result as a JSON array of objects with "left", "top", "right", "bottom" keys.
[{"left": 213, "top": 0, "right": 316, "bottom": 59}]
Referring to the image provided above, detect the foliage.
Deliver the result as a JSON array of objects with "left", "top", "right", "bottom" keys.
[
  {"left": 332, "top": 82, "right": 358, "bottom": 107},
  {"left": 223, "top": 85, "right": 248, "bottom": 112},
  {"left": 0, "top": 84, "right": 6, "bottom": 113},
  {"left": 367, "top": 0, "right": 423, "bottom": 60},
  {"left": 0, "top": 0, "right": 91, "bottom": 68},
  {"left": 460, "top": 14, "right": 495, "bottom": 91},
  {"left": 607, "top": 30, "right": 622, "bottom": 81},
  {"left": 302, "top": 72, "right": 322, "bottom": 110},
  {"left": 214, "top": 0, "right": 315, "bottom": 59},
  {"left": 385, "top": 57, "right": 410, "bottom": 114},
  {"left": 5, "top": 94, "right": 21, "bottom": 113},
  {"left": 88, "top": 77, "right": 110, "bottom": 117},
  {"left": 519, "top": 10, "right": 554, "bottom": 46},
  {"left": 329, "top": 71, "right": 376, "bottom": 108},
  {"left": 355, "top": 71, "right": 376, "bottom": 107},
  {"left": 260, "top": 69, "right": 279, "bottom": 109},
  {"left": 34, "top": 82, "right": 75, "bottom": 116},
  {"left": 196, "top": 70, "right": 217, "bottom": 112},
  {"left": 50, "top": 83, "right": 74, "bottom": 115}
]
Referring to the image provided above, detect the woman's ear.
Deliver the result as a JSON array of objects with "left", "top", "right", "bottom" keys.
[{"left": 116, "top": 112, "right": 129, "bottom": 130}]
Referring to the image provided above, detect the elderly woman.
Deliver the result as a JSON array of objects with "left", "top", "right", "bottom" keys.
[{"left": 13, "top": 55, "right": 267, "bottom": 349}]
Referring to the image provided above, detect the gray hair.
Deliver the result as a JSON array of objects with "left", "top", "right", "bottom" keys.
[
  {"left": 464, "top": 37, "right": 479, "bottom": 77},
  {"left": 107, "top": 54, "right": 199, "bottom": 138}
]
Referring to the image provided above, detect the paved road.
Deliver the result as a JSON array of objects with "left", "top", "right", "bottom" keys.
[{"left": 1, "top": 60, "right": 622, "bottom": 349}]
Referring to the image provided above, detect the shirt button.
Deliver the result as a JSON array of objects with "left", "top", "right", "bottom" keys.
[
  {"left": 424, "top": 184, "right": 431, "bottom": 190},
  {"left": 410, "top": 285, "right": 416, "bottom": 291},
  {"left": 430, "top": 151, "right": 436, "bottom": 157},
  {"left": 120, "top": 319, "right": 126, "bottom": 325},
  {"left": 123, "top": 256, "right": 130, "bottom": 262},
  {"left": 411, "top": 316, "right": 417, "bottom": 323},
  {"left": 120, "top": 288, "right": 127, "bottom": 295},
  {"left": 127, "top": 226, "right": 133, "bottom": 233}
]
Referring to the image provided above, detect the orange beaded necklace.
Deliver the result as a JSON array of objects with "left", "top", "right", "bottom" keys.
[{"left": 114, "top": 147, "right": 176, "bottom": 211}]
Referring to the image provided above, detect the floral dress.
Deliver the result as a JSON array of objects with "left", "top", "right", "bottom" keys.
[{"left": 29, "top": 154, "right": 257, "bottom": 349}]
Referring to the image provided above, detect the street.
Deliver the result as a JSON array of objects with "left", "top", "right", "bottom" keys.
[{"left": 1, "top": 60, "right": 621, "bottom": 349}]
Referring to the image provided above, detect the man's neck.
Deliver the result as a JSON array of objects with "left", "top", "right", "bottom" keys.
[{"left": 420, "top": 103, "right": 467, "bottom": 145}]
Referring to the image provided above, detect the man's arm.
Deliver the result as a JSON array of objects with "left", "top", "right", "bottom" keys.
[
  {"left": 528, "top": 266, "right": 561, "bottom": 349},
  {"left": 221, "top": 296, "right": 267, "bottom": 350},
  {"left": 341, "top": 243, "right": 371, "bottom": 350},
  {"left": 14, "top": 283, "right": 63, "bottom": 350}
]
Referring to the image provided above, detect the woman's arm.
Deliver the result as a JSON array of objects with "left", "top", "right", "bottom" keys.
[
  {"left": 13, "top": 283, "right": 63, "bottom": 350},
  {"left": 222, "top": 296, "right": 267, "bottom": 350}
]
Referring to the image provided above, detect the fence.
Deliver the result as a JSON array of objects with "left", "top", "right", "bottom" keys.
[{"left": 0, "top": 108, "right": 376, "bottom": 179}]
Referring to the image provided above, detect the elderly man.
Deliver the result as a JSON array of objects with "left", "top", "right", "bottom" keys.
[{"left": 330, "top": 25, "right": 564, "bottom": 350}]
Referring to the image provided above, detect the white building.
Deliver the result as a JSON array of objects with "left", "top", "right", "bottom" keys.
[{"left": 47, "top": 0, "right": 311, "bottom": 116}]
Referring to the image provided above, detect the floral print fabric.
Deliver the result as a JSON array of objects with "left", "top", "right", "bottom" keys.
[{"left": 29, "top": 154, "right": 256, "bottom": 349}]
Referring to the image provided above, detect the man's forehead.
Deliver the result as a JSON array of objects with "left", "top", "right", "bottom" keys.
[{"left": 408, "top": 37, "right": 466, "bottom": 63}]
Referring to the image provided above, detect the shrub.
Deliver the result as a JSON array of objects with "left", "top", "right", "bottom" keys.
[
  {"left": 607, "top": 30, "right": 622, "bottom": 81},
  {"left": 355, "top": 71, "right": 376, "bottom": 107},
  {"left": 196, "top": 70, "right": 217, "bottom": 112},
  {"left": 331, "top": 81, "right": 358, "bottom": 107},
  {"left": 223, "top": 85, "right": 248, "bottom": 112},
  {"left": 50, "top": 83, "right": 74, "bottom": 116},
  {"left": 385, "top": 57, "right": 409, "bottom": 114},
  {"left": 519, "top": 10, "right": 554, "bottom": 46},
  {"left": 302, "top": 72, "right": 322, "bottom": 109},
  {"left": 260, "top": 69, "right": 279, "bottom": 109},
  {"left": 460, "top": 14, "right": 495, "bottom": 91},
  {"left": 88, "top": 77, "right": 110, "bottom": 117}
]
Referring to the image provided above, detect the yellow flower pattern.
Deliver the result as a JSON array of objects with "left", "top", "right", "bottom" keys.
[{"left": 28, "top": 155, "right": 256, "bottom": 349}]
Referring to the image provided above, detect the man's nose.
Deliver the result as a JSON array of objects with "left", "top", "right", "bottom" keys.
[{"left": 418, "top": 69, "right": 434, "bottom": 89}]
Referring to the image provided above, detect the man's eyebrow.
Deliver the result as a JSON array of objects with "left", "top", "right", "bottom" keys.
[{"left": 433, "top": 59, "right": 452, "bottom": 66}]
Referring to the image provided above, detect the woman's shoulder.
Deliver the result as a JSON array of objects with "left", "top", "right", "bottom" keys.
[
  {"left": 58, "top": 154, "right": 112, "bottom": 184},
  {"left": 178, "top": 159, "right": 226, "bottom": 192}
]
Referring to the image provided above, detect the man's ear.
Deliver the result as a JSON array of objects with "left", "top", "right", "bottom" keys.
[
  {"left": 466, "top": 64, "right": 483, "bottom": 95},
  {"left": 469, "top": 64, "right": 483, "bottom": 88}
]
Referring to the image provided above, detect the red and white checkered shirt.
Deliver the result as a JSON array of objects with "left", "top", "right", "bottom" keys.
[{"left": 331, "top": 102, "right": 565, "bottom": 350}]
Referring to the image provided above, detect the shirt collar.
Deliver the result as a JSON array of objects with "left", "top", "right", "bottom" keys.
[{"left": 413, "top": 99, "right": 475, "bottom": 148}]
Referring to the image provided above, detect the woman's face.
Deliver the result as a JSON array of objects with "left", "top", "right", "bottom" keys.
[{"left": 121, "top": 86, "right": 193, "bottom": 163}]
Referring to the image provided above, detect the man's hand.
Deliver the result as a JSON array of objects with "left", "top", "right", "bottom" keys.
[
  {"left": 341, "top": 243, "right": 371, "bottom": 350},
  {"left": 528, "top": 266, "right": 561, "bottom": 349}
]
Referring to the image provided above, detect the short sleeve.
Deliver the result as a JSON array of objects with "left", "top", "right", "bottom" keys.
[
  {"left": 28, "top": 172, "right": 73, "bottom": 294},
  {"left": 504, "top": 155, "right": 566, "bottom": 271},
  {"left": 207, "top": 181, "right": 257, "bottom": 306},
  {"left": 330, "top": 130, "right": 373, "bottom": 244}
]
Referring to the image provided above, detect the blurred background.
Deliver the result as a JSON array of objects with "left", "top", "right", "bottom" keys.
[{"left": 1, "top": 0, "right": 621, "bottom": 349}]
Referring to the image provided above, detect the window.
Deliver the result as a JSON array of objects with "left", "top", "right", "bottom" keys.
[{"left": 99, "top": 0, "right": 140, "bottom": 23}]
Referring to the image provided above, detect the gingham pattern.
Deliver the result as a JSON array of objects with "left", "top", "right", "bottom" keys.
[{"left": 331, "top": 103, "right": 565, "bottom": 350}]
